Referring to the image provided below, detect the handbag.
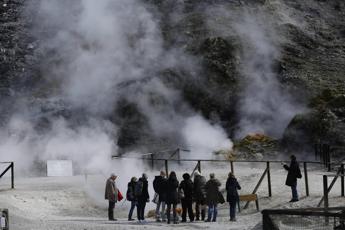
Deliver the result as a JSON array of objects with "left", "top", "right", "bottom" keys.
[
  {"left": 178, "top": 188, "right": 185, "bottom": 200},
  {"left": 152, "top": 192, "right": 159, "bottom": 204},
  {"left": 118, "top": 190, "right": 123, "bottom": 201},
  {"left": 218, "top": 191, "right": 225, "bottom": 204}
]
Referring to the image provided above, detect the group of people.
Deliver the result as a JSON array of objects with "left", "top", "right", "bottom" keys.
[{"left": 104, "top": 155, "right": 302, "bottom": 224}]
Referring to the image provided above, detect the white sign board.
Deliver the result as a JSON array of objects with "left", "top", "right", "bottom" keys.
[{"left": 47, "top": 160, "right": 73, "bottom": 177}]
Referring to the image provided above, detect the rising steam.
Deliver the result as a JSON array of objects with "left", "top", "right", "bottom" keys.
[{"left": 0, "top": 0, "right": 233, "bottom": 176}]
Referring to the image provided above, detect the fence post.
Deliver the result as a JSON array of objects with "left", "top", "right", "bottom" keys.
[
  {"left": 11, "top": 162, "right": 14, "bottom": 189},
  {"left": 230, "top": 161, "right": 234, "bottom": 174},
  {"left": 151, "top": 154, "right": 154, "bottom": 169},
  {"left": 197, "top": 160, "right": 201, "bottom": 173},
  {"left": 267, "top": 162, "right": 272, "bottom": 197},
  {"left": 323, "top": 175, "right": 329, "bottom": 224},
  {"left": 341, "top": 164, "right": 344, "bottom": 197},
  {"left": 165, "top": 160, "right": 169, "bottom": 177},
  {"left": 304, "top": 162, "right": 309, "bottom": 196}
]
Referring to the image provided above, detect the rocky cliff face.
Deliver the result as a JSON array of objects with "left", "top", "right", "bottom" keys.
[{"left": 1, "top": 0, "right": 345, "bottom": 155}]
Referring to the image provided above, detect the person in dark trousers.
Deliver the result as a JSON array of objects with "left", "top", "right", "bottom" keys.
[
  {"left": 193, "top": 171, "right": 207, "bottom": 221},
  {"left": 166, "top": 171, "right": 179, "bottom": 224},
  {"left": 226, "top": 172, "right": 241, "bottom": 222},
  {"left": 205, "top": 173, "right": 221, "bottom": 222},
  {"left": 153, "top": 171, "right": 168, "bottom": 222},
  {"left": 179, "top": 173, "right": 195, "bottom": 222},
  {"left": 104, "top": 173, "right": 118, "bottom": 221},
  {"left": 283, "top": 155, "right": 302, "bottom": 202},
  {"left": 136, "top": 173, "right": 149, "bottom": 223},
  {"left": 126, "top": 177, "right": 138, "bottom": 221}
]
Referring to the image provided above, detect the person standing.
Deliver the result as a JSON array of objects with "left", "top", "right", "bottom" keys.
[
  {"left": 193, "top": 171, "right": 207, "bottom": 221},
  {"left": 153, "top": 171, "right": 168, "bottom": 222},
  {"left": 226, "top": 172, "right": 241, "bottom": 221},
  {"left": 205, "top": 173, "right": 221, "bottom": 222},
  {"left": 126, "top": 177, "right": 138, "bottom": 221},
  {"left": 136, "top": 173, "right": 150, "bottom": 223},
  {"left": 104, "top": 173, "right": 118, "bottom": 221},
  {"left": 166, "top": 171, "right": 179, "bottom": 224},
  {"left": 283, "top": 155, "right": 302, "bottom": 202},
  {"left": 179, "top": 173, "right": 194, "bottom": 222}
]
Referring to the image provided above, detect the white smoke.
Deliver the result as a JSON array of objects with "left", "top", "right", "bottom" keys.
[
  {"left": 206, "top": 5, "right": 305, "bottom": 139},
  {"left": 0, "top": 0, "right": 234, "bottom": 177}
]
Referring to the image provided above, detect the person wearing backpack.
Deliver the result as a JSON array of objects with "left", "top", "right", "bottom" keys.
[
  {"left": 166, "top": 171, "right": 179, "bottom": 224},
  {"left": 205, "top": 173, "right": 221, "bottom": 222},
  {"left": 283, "top": 155, "right": 302, "bottom": 202},
  {"left": 179, "top": 173, "right": 194, "bottom": 222},
  {"left": 136, "top": 173, "right": 149, "bottom": 223},
  {"left": 226, "top": 172, "right": 241, "bottom": 222},
  {"left": 126, "top": 177, "right": 138, "bottom": 221},
  {"left": 153, "top": 171, "right": 168, "bottom": 222},
  {"left": 104, "top": 173, "right": 118, "bottom": 221}
]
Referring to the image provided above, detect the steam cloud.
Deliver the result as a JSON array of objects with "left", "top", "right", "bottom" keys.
[
  {"left": 206, "top": 4, "right": 305, "bottom": 139},
  {"left": 0, "top": 0, "right": 233, "bottom": 176}
]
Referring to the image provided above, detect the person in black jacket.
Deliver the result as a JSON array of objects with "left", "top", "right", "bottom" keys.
[
  {"left": 226, "top": 173, "right": 241, "bottom": 221},
  {"left": 166, "top": 171, "right": 179, "bottom": 224},
  {"left": 193, "top": 171, "right": 206, "bottom": 221},
  {"left": 283, "top": 155, "right": 302, "bottom": 202},
  {"left": 179, "top": 173, "right": 194, "bottom": 222},
  {"left": 153, "top": 171, "right": 167, "bottom": 222},
  {"left": 126, "top": 177, "right": 138, "bottom": 221},
  {"left": 205, "top": 173, "right": 221, "bottom": 222},
  {"left": 137, "top": 173, "right": 150, "bottom": 223}
]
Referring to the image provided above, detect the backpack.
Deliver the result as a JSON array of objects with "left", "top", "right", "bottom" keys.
[{"left": 134, "top": 180, "right": 143, "bottom": 197}]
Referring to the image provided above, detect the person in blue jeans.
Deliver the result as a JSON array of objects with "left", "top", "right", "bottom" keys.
[
  {"left": 126, "top": 177, "right": 138, "bottom": 221},
  {"left": 283, "top": 155, "right": 302, "bottom": 202},
  {"left": 205, "top": 173, "right": 221, "bottom": 222},
  {"left": 226, "top": 172, "right": 241, "bottom": 221}
]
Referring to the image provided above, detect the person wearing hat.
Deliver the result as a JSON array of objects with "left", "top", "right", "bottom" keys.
[
  {"left": 105, "top": 173, "right": 118, "bottom": 221},
  {"left": 226, "top": 172, "right": 241, "bottom": 221},
  {"left": 283, "top": 155, "right": 302, "bottom": 202}
]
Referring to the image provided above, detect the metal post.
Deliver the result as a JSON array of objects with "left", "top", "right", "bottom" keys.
[
  {"left": 150, "top": 154, "right": 154, "bottom": 169},
  {"left": 11, "top": 162, "right": 14, "bottom": 189},
  {"left": 304, "top": 162, "right": 309, "bottom": 196},
  {"left": 323, "top": 175, "right": 329, "bottom": 224},
  {"left": 230, "top": 161, "right": 234, "bottom": 174},
  {"left": 165, "top": 160, "right": 169, "bottom": 177},
  {"left": 267, "top": 162, "right": 272, "bottom": 197},
  {"left": 177, "top": 148, "right": 181, "bottom": 165},
  {"left": 197, "top": 160, "right": 201, "bottom": 173},
  {"left": 341, "top": 164, "right": 344, "bottom": 197}
]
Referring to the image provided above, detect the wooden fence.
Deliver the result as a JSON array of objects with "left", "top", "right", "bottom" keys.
[
  {"left": 112, "top": 156, "right": 340, "bottom": 209},
  {"left": 0, "top": 162, "right": 14, "bottom": 189}
]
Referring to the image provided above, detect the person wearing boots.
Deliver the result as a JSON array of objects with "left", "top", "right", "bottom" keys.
[
  {"left": 104, "top": 173, "right": 118, "bottom": 221},
  {"left": 126, "top": 177, "right": 138, "bottom": 221},
  {"left": 153, "top": 171, "right": 168, "bottom": 222},
  {"left": 226, "top": 172, "right": 241, "bottom": 221},
  {"left": 166, "top": 171, "right": 179, "bottom": 224},
  {"left": 179, "top": 173, "right": 195, "bottom": 222},
  {"left": 193, "top": 171, "right": 207, "bottom": 221},
  {"left": 205, "top": 173, "right": 221, "bottom": 222}
]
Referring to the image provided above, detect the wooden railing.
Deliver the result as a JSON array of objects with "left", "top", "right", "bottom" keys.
[
  {"left": 111, "top": 155, "right": 330, "bottom": 207},
  {"left": 0, "top": 162, "right": 14, "bottom": 189}
]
